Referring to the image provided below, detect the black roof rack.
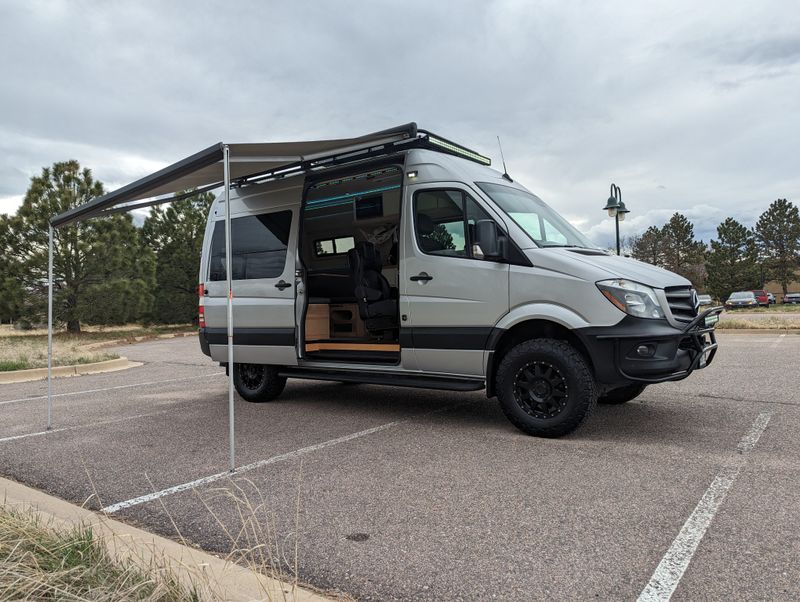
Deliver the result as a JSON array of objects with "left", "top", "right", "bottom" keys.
[{"left": 241, "top": 129, "right": 492, "bottom": 189}]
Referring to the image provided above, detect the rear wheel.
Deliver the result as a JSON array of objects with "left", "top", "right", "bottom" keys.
[
  {"left": 233, "top": 363, "right": 286, "bottom": 402},
  {"left": 598, "top": 383, "right": 647, "bottom": 404},
  {"left": 496, "top": 339, "right": 596, "bottom": 437}
]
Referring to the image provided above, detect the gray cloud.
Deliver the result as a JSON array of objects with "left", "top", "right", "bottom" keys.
[{"left": 1, "top": 0, "right": 798, "bottom": 247}]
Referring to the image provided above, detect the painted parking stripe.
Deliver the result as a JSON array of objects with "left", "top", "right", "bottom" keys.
[
  {"left": 0, "top": 373, "right": 224, "bottom": 406},
  {"left": 102, "top": 401, "right": 472, "bottom": 514},
  {"left": 637, "top": 412, "right": 772, "bottom": 602},
  {"left": 102, "top": 420, "right": 403, "bottom": 513},
  {"left": 770, "top": 334, "right": 787, "bottom": 348},
  {"left": 0, "top": 428, "right": 69, "bottom": 442},
  {"left": 0, "top": 410, "right": 176, "bottom": 444}
]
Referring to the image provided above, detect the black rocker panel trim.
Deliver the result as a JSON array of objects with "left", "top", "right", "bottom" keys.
[
  {"left": 399, "top": 326, "right": 504, "bottom": 350},
  {"left": 203, "top": 327, "right": 295, "bottom": 346}
]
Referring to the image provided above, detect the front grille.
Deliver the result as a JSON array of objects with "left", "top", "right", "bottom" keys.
[{"left": 665, "top": 286, "right": 698, "bottom": 323}]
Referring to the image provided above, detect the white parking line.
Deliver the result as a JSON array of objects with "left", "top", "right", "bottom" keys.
[
  {"left": 0, "top": 428, "right": 69, "bottom": 442},
  {"left": 770, "top": 334, "right": 787, "bottom": 348},
  {"left": 0, "top": 410, "right": 176, "bottom": 444},
  {"left": 637, "top": 412, "right": 772, "bottom": 602},
  {"left": 0, "top": 373, "right": 224, "bottom": 406},
  {"left": 102, "top": 401, "right": 473, "bottom": 514},
  {"left": 102, "top": 420, "right": 403, "bottom": 513}
]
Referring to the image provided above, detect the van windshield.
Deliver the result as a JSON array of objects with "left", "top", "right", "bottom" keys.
[{"left": 475, "top": 182, "right": 598, "bottom": 249}]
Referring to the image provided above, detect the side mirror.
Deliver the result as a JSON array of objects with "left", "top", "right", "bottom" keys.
[{"left": 474, "top": 219, "right": 502, "bottom": 259}]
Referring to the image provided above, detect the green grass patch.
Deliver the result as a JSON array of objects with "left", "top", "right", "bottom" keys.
[
  {"left": 0, "top": 359, "right": 30, "bottom": 371},
  {"left": 0, "top": 505, "right": 198, "bottom": 601}
]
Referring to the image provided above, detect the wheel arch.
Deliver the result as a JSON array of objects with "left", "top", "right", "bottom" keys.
[{"left": 486, "top": 318, "right": 596, "bottom": 398}]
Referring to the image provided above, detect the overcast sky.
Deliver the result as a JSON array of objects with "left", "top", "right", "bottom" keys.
[{"left": 1, "top": 0, "right": 798, "bottom": 246}]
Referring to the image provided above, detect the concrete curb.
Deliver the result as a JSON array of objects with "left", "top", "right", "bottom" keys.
[
  {"left": 0, "top": 477, "right": 335, "bottom": 602},
  {"left": 716, "top": 328, "right": 800, "bottom": 335},
  {"left": 80, "top": 330, "right": 197, "bottom": 351},
  {"left": 0, "top": 357, "right": 142, "bottom": 384},
  {"left": 0, "top": 331, "right": 196, "bottom": 384}
]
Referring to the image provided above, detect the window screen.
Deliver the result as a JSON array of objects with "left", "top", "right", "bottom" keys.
[{"left": 209, "top": 211, "right": 292, "bottom": 281}]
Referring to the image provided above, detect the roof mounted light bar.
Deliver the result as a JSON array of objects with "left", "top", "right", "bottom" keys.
[{"left": 418, "top": 130, "right": 492, "bottom": 166}]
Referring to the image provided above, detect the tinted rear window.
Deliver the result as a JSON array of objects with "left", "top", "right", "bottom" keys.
[{"left": 209, "top": 211, "right": 292, "bottom": 281}]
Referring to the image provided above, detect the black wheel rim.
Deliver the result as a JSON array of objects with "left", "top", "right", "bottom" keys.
[
  {"left": 238, "top": 364, "right": 265, "bottom": 390},
  {"left": 512, "top": 361, "right": 568, "bottom": 420}
]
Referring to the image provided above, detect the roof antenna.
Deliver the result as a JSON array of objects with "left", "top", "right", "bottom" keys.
[{"left": 497, "top": 136, "right": 513, "bottom": 182}]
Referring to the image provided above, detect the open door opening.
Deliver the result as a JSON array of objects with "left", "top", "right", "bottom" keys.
[{"left": 299, "top": 164, "right": 403, "bottom": 364}]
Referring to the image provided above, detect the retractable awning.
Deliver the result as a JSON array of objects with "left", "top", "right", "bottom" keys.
[
  {"left": 50, "top": 122, "right": 418, "bottom": 228},
  {"left": 43, "top": 121, "right": 490, "bottom": 473},
  {"left": 43, "top": 121, "right": 419, "bottom": 473}
]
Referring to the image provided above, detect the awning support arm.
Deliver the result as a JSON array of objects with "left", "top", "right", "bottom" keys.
[
  {"left": 224, "top": 144, "right": 236, "bottom": 473},
  {"left": 47, "top": 224, "right": 53, "bottom": 430}
]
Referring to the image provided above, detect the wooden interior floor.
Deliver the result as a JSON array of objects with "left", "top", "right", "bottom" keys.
[{"left": 304, "top": 342, "right": 400, "bottom": 352}]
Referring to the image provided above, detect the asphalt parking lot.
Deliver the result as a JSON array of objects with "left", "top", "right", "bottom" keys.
[{"left": 1, "top": 333, "right": 798, "bottom": 601}]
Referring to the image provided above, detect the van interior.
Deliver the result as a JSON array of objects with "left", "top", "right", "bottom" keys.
[{"left": 301, "top": 165, "right": 403, "bottom": 364}]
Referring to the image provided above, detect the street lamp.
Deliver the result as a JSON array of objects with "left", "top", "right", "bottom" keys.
[{"left": 604, "top": 183, "right": 630, "bottom": 255}]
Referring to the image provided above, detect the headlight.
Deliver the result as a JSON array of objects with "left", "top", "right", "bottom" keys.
[{"left": 596, "top": 279, "right": 665, "bottom": 319}]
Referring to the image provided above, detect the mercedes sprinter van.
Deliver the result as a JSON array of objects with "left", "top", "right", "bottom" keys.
[{"left": 198, "top": 128, "right": 721, "bottom": 437}]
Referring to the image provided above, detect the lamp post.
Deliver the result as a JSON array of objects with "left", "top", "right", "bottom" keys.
[{"left": 604, "top": 183, "right": 630, "bottom": 255}]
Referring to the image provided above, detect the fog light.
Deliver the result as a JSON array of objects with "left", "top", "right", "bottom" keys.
[{"left": 636, "top": 344, "right": 655, "bottom": 357}]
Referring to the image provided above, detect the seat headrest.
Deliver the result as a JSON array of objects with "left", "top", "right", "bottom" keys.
[
  {"left": 417, "top": 213, "right": 436, "bottom": 235},
  {"left": 354, "top": 241, "right": 382, "bottom": 271}
]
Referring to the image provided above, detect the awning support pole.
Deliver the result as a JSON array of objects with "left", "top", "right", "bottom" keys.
[
  {"left": 47, "top": 224, "right": 53, "bottom": 430},
  {"left": 223, "top": 144, "right": 235, "bottom": 473}
]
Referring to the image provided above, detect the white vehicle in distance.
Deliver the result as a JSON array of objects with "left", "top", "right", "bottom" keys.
[{"left": 197, "top": 125, "right": 722, "bottom": 437}]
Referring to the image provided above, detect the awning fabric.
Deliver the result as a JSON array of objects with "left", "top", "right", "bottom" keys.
[{"left": 51, "top": 123, "right": 418, "bottom": 227}]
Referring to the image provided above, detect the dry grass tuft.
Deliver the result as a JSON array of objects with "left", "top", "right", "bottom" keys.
[
  {"left": 0, "top": 324, "right": 194, "bottom": 371},
  {"left": 0, "top": 505, "right": 198, "bottom": 601},
  {"left": 717, "top": 317, "right": 800, "bottom": 330}
]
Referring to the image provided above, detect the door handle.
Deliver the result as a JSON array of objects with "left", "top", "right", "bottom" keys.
[
  {"left": 410, "top": 272, "right": 433, "bottom": 282},
  {"left": 275, "top": 280, "right": 292, "bottom": 290}
]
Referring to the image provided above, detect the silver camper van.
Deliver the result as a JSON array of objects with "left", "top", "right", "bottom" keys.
[{"left": 198, "top": 127, "right": 722, "bottom": 437}]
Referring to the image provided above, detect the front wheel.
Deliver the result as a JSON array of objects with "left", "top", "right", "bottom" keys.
[
  {"left": 598, "top": 383, "right": 647, "bottom": 404},
  {"left": 496, "top": 339, "right": 597, "bottom": 437},
  {"left": 233, "top": 363, "right": 286, "bottom": 402}
]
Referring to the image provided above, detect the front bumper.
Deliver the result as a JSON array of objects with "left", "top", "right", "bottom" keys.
[{"left": 577, "top": 306, "right": 723, "bottom": 385}]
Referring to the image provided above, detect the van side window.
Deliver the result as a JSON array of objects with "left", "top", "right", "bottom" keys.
[
  {"left": 209, "top": 210, "right": 292, "bottom": 281},
  {"left": 415, "top": 190, "right": 467, "bottom": 256},
  {"left": 414, "top": 189, "right": 498, "bottom": 260}
]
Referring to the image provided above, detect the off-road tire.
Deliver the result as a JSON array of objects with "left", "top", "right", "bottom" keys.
[
  {"left": 598, "top": 383, "right": 647, "bottom": 405},
  {"left": 496, "top": 339, "right": 597, "bottom": 437},
  {"left": 233, "top": 363, "right": 286, "bottom": 402}
]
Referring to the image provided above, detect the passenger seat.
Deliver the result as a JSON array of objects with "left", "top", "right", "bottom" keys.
[{"left": 347, "top": 241, "right": 398, "bottom": 334}]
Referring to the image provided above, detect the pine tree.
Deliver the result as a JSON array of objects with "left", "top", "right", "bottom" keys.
[
  {"left": 660, "top": 213, "right": 706, "bottom": 286},
  {"left": 630, "top": 226, "right": 666, "bottom": 267},
  {"left": 141, "top": 191, "right": 214, "bottom": 323},
  {"left": 705, "top": 218, "right": 760, "bottom": 301},
  {"left": 6, "top": 160, "right": 153, "bottom": 332},
  {"left": 754, "top": 199, "right": 800, "bottom": 296},
  {"left": 0, "top": 214, "right": 25, "bottom": 323}
]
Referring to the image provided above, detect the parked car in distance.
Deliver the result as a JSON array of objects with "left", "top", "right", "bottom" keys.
[
  {"left": 751, "top": 290, "right": 769, "bottom": 306},
  {"left": 726, "top": 291, "right": 759, "bottom": 309},
  {"left": 783, "top": 292, "right": 800, "bottom": 304},
  {"left": 767, "top": 292, "right": 775, "bottom": 304},
  {"left": 698, "top": 294, "right": 713, "bottom": 307}
]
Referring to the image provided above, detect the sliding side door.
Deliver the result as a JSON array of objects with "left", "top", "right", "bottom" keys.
[{"left": 204, "top": 190, "right": 301, "bottom": 366}]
